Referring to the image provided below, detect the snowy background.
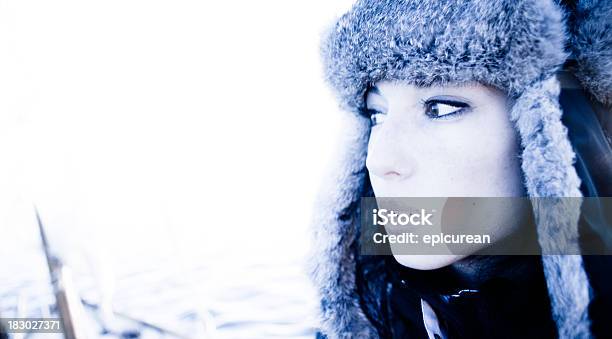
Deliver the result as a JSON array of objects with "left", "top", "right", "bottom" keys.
[{"left": 0, "top": 1, "right": 354, "bottom": 338}]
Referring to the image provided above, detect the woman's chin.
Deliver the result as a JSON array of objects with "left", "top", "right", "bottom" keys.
[{"left": 392, "top": 254, "right": 467, "bottom": 270}]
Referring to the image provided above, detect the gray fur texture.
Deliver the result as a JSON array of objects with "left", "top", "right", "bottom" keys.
[
  {"left": 321, "top": 0, "right": 567, "bottom": 112},
  {"left": 307, "top": 115, "right": 377, "bottom": 338},
  {"left": 312, "top": 0, "right": 610, "bottom": 338},
  {"left": 571, "top": 0, "right": 612, "bottom": 105},
  {"left": 511, "top": 76, "right": 591, "bottom": 338}
]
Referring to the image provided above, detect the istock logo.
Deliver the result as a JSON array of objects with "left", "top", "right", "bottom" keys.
[{"left": 372, "top": 208, "right": 434, "bottom": 226}]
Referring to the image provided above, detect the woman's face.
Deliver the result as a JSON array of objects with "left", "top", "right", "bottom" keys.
[{"left": 365, "top": 81, "right": 526, "bottom": 270}]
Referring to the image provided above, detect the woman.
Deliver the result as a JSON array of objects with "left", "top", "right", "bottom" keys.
[{"left": 309, "top": 0, "right": 611, "bottom": 338}]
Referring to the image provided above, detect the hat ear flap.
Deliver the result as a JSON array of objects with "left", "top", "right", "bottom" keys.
[
  {"left": 541, "top": 255, "right": 592, "bottom": 338},
  {"left": 308, "top": 113, "right": 379, "bottom": 337},
  {"left": 510, "top": 76, "right": 592, "bottom": 338},
  {"left": 510, "top": 76, "right": 582, "bottom": 198}
]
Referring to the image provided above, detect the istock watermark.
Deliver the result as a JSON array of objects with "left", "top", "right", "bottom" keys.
[
  {"left": 372, "top": 208, "right": 434, "bottom": 226},
  {"left": 359, "top": 197, "right": 612, "bottom": 255}
]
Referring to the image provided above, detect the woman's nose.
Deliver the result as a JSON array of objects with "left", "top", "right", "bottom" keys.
[{"left": 366, "top": 126, "right": 416, "bottom": 182}]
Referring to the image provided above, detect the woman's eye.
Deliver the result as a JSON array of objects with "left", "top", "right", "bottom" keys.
[
  {"left": 424, "top": 100, "right": 469, "bottom": 119},
  {"left": 368, "top": 110, "right": 386, "bottom": 126}
]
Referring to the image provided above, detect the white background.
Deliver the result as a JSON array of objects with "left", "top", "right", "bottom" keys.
[{"left": 0, "top": 0, "right": 354, "bottom": 337}]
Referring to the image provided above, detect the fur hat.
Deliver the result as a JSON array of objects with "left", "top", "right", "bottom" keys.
[{"left": 310, "top": 0, "right": 610, "bottom": 338}]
